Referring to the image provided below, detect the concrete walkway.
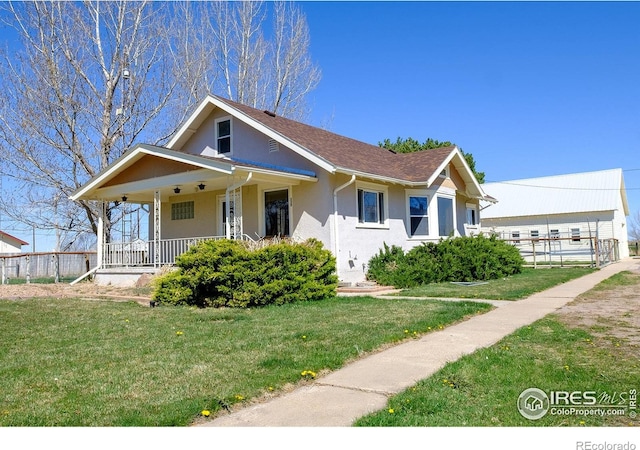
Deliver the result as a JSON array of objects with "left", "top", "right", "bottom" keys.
[{"left": 200, "top": 258, "right": 640, "bottom": 427}]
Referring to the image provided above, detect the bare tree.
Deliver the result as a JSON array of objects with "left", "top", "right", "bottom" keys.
[
  {"left": 0, "top": 1, "right": 187, "bottom": 246},
  {"left": 0, "top": 1, "right": 321, "bottom": 247},
  {"left": 269, "top": 1, "right": 321, "bottom": 119},
  {"left": 177, "top": 1, "right": 320, "bottom": 118},
  {"left": 629, "top": 210, "right": 640, "bottom": 243}
]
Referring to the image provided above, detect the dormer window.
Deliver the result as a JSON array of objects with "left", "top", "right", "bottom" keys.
[{"left": 216, "top": 117, "right": 232, "bottom": 154}]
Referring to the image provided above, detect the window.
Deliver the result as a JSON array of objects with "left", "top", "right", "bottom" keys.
[
  {"left": 571, "top": 228, "right": 581, "bottom": 242},
  {"left": 550, "top": 229, "right": 560, "bottom": 240},
  {"left": 216, "top": 118, "right": 231, "bottom": 154},
  {"left": 530, "top": 230, "right": 539, "bottom": 242},
  {"left": 171, "top": 201, "right": 194, "bottom": 220},
  {"left": 264, "top": 189, "right": 289, "bottom": 237},
  {"left": 466, "top": 205, "right": 477, "bottom": 225},
  {"left": 358, "top": 187, "right": 385, "bottom": 225},
  {"left": 439, "top": 167, "right": 449, "bottom": 178},
  {"left": 437, "top": 196, "right": 454, "bottom": 236},
  {"left": 408, "top": 196, "right": 428, "bottom": 236},
  {"left": 511, "top": 231, "right": 520, "bottom": 244}
]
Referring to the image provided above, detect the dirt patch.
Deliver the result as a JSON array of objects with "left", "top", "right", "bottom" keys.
[
  {"left": 555, "top": 267, "right": 640, "bottom": 355},
  {"left": 0, "top": 282, "right": 152, "bottom": 305}
]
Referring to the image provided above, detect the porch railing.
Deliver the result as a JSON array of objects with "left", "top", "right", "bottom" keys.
[{"left": 102, "top": 236, "right": 246, "bottom": 268}]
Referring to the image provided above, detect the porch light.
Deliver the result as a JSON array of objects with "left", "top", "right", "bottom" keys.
[
  {"left": 121, "top": 195, "right": 128, "bottom": 202},
  {"left": 198, "top": 183, "right": 206, "bottom": 191},
  {"left": 174, "top": 186, "right": 181, "bottom": 194}
]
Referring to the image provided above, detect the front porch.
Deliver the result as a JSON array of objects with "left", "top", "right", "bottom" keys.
[{"left": 70, "top": 145, "right": 317, "bottom": 286}]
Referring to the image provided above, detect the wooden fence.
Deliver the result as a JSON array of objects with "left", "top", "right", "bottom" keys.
[{"left": 0, "top": 252, "right": 97, "bottom": 284}]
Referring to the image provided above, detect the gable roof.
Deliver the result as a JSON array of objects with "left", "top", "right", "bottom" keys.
[
  {"left": 481, "top": 169, "right": 629, "bottom": 219},
  {"left": 168, "top": 95, "right": 489, "bottom": 198},
  {"left": 70, "top": 144, "right": 317, "bottom": 202},
  {"left": 0, "top": 230, "right": 28, "bottom": 246}
]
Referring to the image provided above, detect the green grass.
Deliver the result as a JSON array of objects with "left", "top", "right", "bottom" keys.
[
  {"left": 355, "top": 273, "right": 640, "bottom": 427},
  {"left": 3, "top": 277, "right": 77, "bottom": 284},
  {"left": 397, "top": 267, "right": 595, "bottom": 300},
  {"left": 0, "top": 296, "right": 491, "bottom": 426}
]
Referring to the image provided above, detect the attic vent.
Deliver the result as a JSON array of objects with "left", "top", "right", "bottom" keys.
[
  {"left": 269, "top": 139, "right": 279, "bottom": 153},
  {"left": 264, "top": 110, "right": 276, "bottom": 117}
]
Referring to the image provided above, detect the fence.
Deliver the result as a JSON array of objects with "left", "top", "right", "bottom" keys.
[
  {"left": 494, "top": 231, "right": 620, "bottom": 268},
  {"left": 0, "top": 252, "right": 97, "bottom": 284}
]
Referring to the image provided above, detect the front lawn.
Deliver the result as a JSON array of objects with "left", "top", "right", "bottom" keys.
[
  {"left": 0, "top": 296, "right": 491, "bottom": 426},
  {"left": 355, "top": 271, "right": 640, "bottom": 426},
  {"left": 397, "top": 267, "right": 595, "bottom": 300}
]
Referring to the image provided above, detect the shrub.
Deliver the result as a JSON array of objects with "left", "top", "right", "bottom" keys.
[
  {"left": 366, "top": 234, "right": 523, "bottom": 288},
  {"left": 152, "top": 238, "right": 337, "bottom": 308}
]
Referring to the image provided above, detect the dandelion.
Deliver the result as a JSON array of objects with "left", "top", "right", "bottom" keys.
[
  {"left": 176, "top": 331, "right": 184, "bottom": 336},
  {"left": 302, "top": 335, "right": 307, "bottom": 340},
  {"left": 125, "top": 319, "right": 129, "bottom": 323},
  {"left": 201, "top": 410, "right": 211, "bottom": 417},
  {"left": 388, "top": 408, "right": 395, "bottom": 414},
  {"left": 564, "top": 365, "right": 570, "bottom": 371},
  {"left": 579, "top": 421, "right": 585, "bottom": 426},
  {"left": 235, "top": 395, "right": 244, "bottom": 401},
  {"left": 404, "top": 329, "right": 409, "bottom": 334},
  {"left": 268, "top": 386, "right": 274, "bottom": 392},
  {"left": 301, "top": 370, "right": 317, "bottom": 379},
  {"left": 427, "top": 326, "right": 432, "bottom": 330}
]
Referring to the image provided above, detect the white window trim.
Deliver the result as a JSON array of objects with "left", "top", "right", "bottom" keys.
[
  {"left": 215, "top": 115, "right": 233, "bottom": 156},
  {"left": 355, "top": 181, "right": 389, "bottom": 229},
  {"left": 405, "top": 189, "right": 431, "bottom": 239},
  {"left": 465, "top": 202, "right": 478, "bottom": 226},
  {"left": 259, "top": 185, "right": 292, "bottom": 237},
  {"left": 435, "top": 191, "right": 457, "bottom": 237},
  {"left": 570, "top": 227, "right": 582, "bottom": 244}
]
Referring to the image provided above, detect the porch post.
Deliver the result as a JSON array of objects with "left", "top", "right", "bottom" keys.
[
  {"left": 97, "top": 201, "right": 105, "bottom": 267},
  {"left": 154, "top": 190, "right": 161, "bottom": 268}
]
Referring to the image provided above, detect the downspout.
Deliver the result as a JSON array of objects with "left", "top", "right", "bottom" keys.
[
  {"left": 225, "top": 172, "right": 252, "bottom": 239},
  {"left": 333, "top": 175, "right": 356, "bottom": 280}
]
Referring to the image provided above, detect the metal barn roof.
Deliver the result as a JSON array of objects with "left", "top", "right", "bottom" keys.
[{"left": 481, "top": 169, "right": 629, "bottom": 219}]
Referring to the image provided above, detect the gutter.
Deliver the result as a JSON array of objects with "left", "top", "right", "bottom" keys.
[
  {"left": 333, "top": 175, "right": 356, "bottom": 280},
  {"left": 225, "top": 172, "right": 253, "bottom": 239}
]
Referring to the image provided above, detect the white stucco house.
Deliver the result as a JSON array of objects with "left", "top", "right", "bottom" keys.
[
  {"left": 0, "top": 230, "right": 28, "bottom": 254},
  {"left": 71, "top": 95, "right": 491, "bottom": 286},
  {"left": 481, "top": 169, "right": 629, "bottom": 265}
]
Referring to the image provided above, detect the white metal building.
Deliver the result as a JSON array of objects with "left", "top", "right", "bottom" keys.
[{"left": 480, "top": 169, "right": 629, "bottom": 264}]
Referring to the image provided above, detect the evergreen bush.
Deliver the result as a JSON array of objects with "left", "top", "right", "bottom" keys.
[
  {"left": 366, "top": 234, "right": 523, "bottom": 288},
  {"left": 152, "top": 238, "right": 337, "bottom": 308}
]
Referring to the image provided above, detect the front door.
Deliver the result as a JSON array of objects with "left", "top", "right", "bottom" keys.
[{"left": 264, "top": 188, "right": 289, "bottom": 237}]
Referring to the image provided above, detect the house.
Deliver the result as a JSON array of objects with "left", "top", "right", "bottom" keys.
[
  {"left": 71, "top": 95, "right": 491, "bottom": 286},
  {"left": 0, "top": 230, "right": 28, "bottom": 254},
  {"left": 481, "top": 169, "right": 629, "bottom": 265}
]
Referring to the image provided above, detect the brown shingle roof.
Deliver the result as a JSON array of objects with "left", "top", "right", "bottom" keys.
[{"left": 218, "top": 96, "right": 454, "bottom": 183}]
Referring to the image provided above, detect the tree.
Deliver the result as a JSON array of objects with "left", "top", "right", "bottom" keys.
[
  {"left": 0, "top": 1, "right": 320, "bottom": 249},
  {"left": 629, "top": 210, "right": 640, "bottom": 243},
  {"left": 379, "top": 137, "right": 486, "bottom": 184}
]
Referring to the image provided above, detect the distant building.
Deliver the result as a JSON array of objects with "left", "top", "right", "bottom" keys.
[
  {"left": 481, "top": 169, "right": 629, "bottom": 263},
  {"left": 0, "top": 230, "right": 28, "bottom": 254}
]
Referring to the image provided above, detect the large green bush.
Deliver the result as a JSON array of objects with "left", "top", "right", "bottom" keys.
[
  {"left": 153, "top": 238, "right": 337, "bottom": 308},
  {"left": 367, "top": 234, "right": 524, "bottom": 288}
]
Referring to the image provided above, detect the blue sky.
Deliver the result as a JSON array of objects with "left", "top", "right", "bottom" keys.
[
  {"left": 1, "top": 1, "right": 639, "bottom": 250},
  {"left": 301, "top": 1, "right": 640, "bottom": 221}
]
